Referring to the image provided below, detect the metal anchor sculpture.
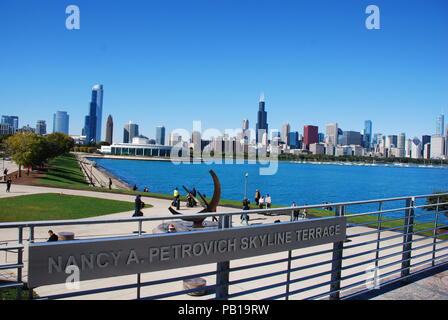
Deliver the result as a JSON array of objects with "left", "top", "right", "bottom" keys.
[{"left": 168, "top": 170, "right": 221, "bottom": 227}]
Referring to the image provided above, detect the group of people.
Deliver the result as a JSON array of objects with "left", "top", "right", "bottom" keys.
[{"left": 254, "top": 190, "right": 272, "bottom": 209}]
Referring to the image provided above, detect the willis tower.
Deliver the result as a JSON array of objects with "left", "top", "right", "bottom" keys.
[{"left": 256, "top": 93, "right": 268, "bottom": 144}]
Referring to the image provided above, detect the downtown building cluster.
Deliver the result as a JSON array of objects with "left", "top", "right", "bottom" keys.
[{"left": 2, "top": 90, "right": 448, "bottom": 161}]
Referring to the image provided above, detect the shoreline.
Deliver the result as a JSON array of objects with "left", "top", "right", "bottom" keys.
[{"left": 81, "top": 153, "right": 448, "bottom": 170}]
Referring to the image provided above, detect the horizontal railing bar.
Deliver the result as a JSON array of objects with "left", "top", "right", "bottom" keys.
[
  {"left": 0, "top": 263, "right": 23, "bottom": 270},
  {"left": 0, "top": 245, "right": 24, "bottom": 251},
  {"left": 1, "top": 192, "right": 447, "bottom": 229},
  {"left": 0, "top": 282, "right": 24, "bottom": 289}
]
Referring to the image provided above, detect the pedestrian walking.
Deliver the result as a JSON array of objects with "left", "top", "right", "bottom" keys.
[
  {"left": 258, "top": 196, "right": 264, "bottom": 209},
  {"left": 240, "top": 198, "right": 250, "bottom": 225},
  {"left": 265, "top": 194, "right": 272, "bottom": 208},
  {"left": 6, "top": 177, "right": 12, "bottom": 192},
  {"left": 172, "top": 187, "right": 180, "bottom": 210},
  {"left": 291, "top": 202, "right": 300, "bottom": 221},
  {"left": 132, "top": 195, "right": 145, "bottom": 217},
  {"left": 108, "top": 178, "right": 113, "bottom": 190},
  {"left": 254, "top": 189, "right": 261, "bottom": 205}
]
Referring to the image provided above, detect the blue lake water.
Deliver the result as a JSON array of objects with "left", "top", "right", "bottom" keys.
[{"left": 91, "top": 158, "right": 448, "bottom": 224}]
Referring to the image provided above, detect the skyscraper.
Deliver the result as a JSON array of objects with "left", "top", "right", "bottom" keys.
[
  {"left": 325, "top": 123, "right": 338, "bottom": 145},
  {"left": 53, "top": 111, "right": 69, "bottom": 134},
  {"left": 1, "top": 115, "right": 19, "bottom": 133},
  {"left": 105, "top": 115, "right": 113, "bottom": 145},
  {"left": 303, "top": 125, "right": 319, "bottom": 148},
  {"left": 36, "top": 120, "right": 47, "bottom": 135},
  {"left": 92, "top": 84, "right": 104, "bottom": 142},
  {"left": 123, "top": 121, "right": 139, "bottom": 143},
  {"left": 363, "top": 120, "right": 372, "bottom": 149},
  {"left": 282, "top": 123, "right": 290, "bottom": 145},
  {"left": 85, "top": 101, "right": 97, "bottom": 143},
  {"left": 242, "top": 119, "right": 249, "bottom": 131},
  {"left": 256, "top": 93, "right": 268, "bottom": 144},
  {"left": 436, "top": 114, "right": 445, "bottom": 136},
  {"left": 156, "top": 126, "right": 166, "bottom": 145}
]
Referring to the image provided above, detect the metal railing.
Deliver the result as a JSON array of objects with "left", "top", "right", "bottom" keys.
[{"left": 0, "top": 192, "right": 447, "bottom": 300}]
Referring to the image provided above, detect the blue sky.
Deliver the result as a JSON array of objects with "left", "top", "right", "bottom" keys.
[{"left": 0, "top": 0, "right": 447, "bottom": 142}]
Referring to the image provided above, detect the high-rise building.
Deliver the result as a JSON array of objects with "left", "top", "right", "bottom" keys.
[
  {"left": 53, "top": 111, "right": 69, "bottom": 134},
  {"left": 36, "top": 120, "right": 47, "bottom": 135},
  {"left": 123, "top": 121, "right": 139, "bottom": 143},
  {"left": 303, "top": 125, "right": 319, "bottom": 148},
  {"left": 340, "top": 131, "right": 362, "bottom": 146},
  {"left": 325, "top": 123, "right": 338, "bottom": 145},
  {"left": 156, "top": 126, "right": 166, "bottom": 145},
  {"left": 318, "top": 133, "right": 325, "bottom": 143},
  {"left": 422, "top": 135, "right": 431, "bottom": 146},
  {"left": 436, "top": 114, "right": 445, "bottom": 136},
  {"left": 242, "top": 119, "right": 249, "bottom": 131},
  {"left": 105, "top": 115, "right": 113, "bottom": 145},
  {"left": 92, "top": 84, "right": 104, "bottom": 142},
  {"left": 430, "top": 135, "right": 445, "bottom": 159},
  {"left": 85, "top": 101, "right": 97, "bottom": 143},
  {"left": 256, "top": 93, "right": 268, "bottom": 144},
  {"left": 1, "top": 115, "right": 19, "bottom": 133},
  {"left": 411, "top": 138, "right": 422, "bottom": 159},
  {"left": 363, "top": 120, "right": 372, "bottom": 149},
  {"left": 288, "top": 131, "right": 299, "bottom": 149},
  {"left": 282, "top": 123, "right": 290, "bottom": 145}
]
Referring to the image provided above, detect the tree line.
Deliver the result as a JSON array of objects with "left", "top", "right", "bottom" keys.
[{"left": 3, "top": 132, "right": 75, "bottom": 177}]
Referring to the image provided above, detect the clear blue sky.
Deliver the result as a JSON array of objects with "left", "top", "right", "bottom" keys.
[{"left": 0, "top": 0, "right": 447, "bottom": 142}]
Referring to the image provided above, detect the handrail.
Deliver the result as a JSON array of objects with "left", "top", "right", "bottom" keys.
[{"left": 0, "top": 192, "right": 447, "bottom": 229}]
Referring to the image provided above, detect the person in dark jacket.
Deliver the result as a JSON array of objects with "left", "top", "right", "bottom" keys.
[
  {"left": 133, "top": 195, "right": 145, "bottom": 217},
  {"left": 240, "top": 198, "right": 250, "bottom": 225},
  {"left": 6, "top": 177, "right": 12, "bottom": 192},
  {"left": 47, "top": 230, "right": 58, "bottom": 242}
]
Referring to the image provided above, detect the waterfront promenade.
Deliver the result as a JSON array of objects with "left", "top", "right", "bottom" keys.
[{"left": 1, "top": 183, "right": 447, "bottom": 300}]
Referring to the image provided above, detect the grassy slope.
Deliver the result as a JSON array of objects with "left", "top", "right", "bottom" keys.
[
  {"left": 36, "top": 153, "right": 88, "bottom": 187},
  {"left": 0, "top": 193, "right": 138, "bottom": 222}
]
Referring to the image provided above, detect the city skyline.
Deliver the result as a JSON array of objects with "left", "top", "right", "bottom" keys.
[{"left": 1, "top": 1, "right": 447, "bottom": 141}]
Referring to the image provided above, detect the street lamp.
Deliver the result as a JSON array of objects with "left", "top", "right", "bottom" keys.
[{"left": 244, "top": 173, "right": 249, "bottom": 200}]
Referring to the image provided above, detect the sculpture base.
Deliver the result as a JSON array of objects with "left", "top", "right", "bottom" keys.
[{"left": 152, "top": 220, "right": 219, "bottom": 234}]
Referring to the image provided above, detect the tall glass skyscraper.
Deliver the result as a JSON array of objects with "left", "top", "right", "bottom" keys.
[
  {"left": 436, "top": 114, "right": 445, "bottom": 136},
  {"left": 156, "top": 126, "right": 166, "bottom": 145},
  {"left": 256, "top": 93, "right": 268, "bottom": 144},
  {"left": 53, "top": 111, "right": 69, "bottom": 134},
  {"left": 92, "top": 84, "right": 104, "bottom": 142},
  {"left": 363, "top": 120, "right": 372, "bottom": 149}
]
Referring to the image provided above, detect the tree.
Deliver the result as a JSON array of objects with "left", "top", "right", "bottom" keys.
[
  {"left": 424, "top": 191, "right": 448, "bottom": 216},
  {"left": 45, "top": 132, "right": 75, "bottom": 158},
  {"left": 4, "top": 133, "right": 49, "bottom": 177}
]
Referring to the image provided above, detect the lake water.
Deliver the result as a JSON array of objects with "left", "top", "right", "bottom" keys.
[{"left": 91, "top": 158, "right": 448, "bottom": 223}]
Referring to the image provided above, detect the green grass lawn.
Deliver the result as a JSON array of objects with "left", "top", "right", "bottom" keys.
[
  {"left": 0, "top": 193, "right": 139, "bottom": 222},
  {"left": 36, "top": 153, "right": 88, "bottom": 187}
]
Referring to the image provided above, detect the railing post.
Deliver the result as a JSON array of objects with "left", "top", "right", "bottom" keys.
[
  {"left": 374, "top": 201, "right": 383, "bottom": 269},
  {"left": 216, "top": 214, "right": 231, "bottom": 300},
  {"left": 16, "top": 227, "right": 23, "bottom": 300},
  {"left": 401, "top": 197, "right": 415, "bottom": 281},
  {"left": 329, "top": 205, "right": 345, "bottom": 300},
  {"left": 137, "top": 219, "right": 143, "bottom": 299},
  {"left": 432, "top": 196, "right": 440, "bottom": 267},
  {"left": 285, "top": 250, "right": 292, "bottom": 300},
  {"left": 28, "top": 226, "right": 35, "bottom": 300}
]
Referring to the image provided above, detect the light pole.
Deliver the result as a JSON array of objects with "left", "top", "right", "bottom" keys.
[{"left": 244, "top": 173, "right": 249, "bottom": 200}]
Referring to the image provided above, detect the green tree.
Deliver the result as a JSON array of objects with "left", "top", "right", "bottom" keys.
[
  {"left": 45, "top": 132, "right": 75, "bottom": 158},
  {"left": 4, "top": 133, "right": 49, "bottom": 177},
  {"left": 424, "top": 191, "right": 448, "bottom": 216}
]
